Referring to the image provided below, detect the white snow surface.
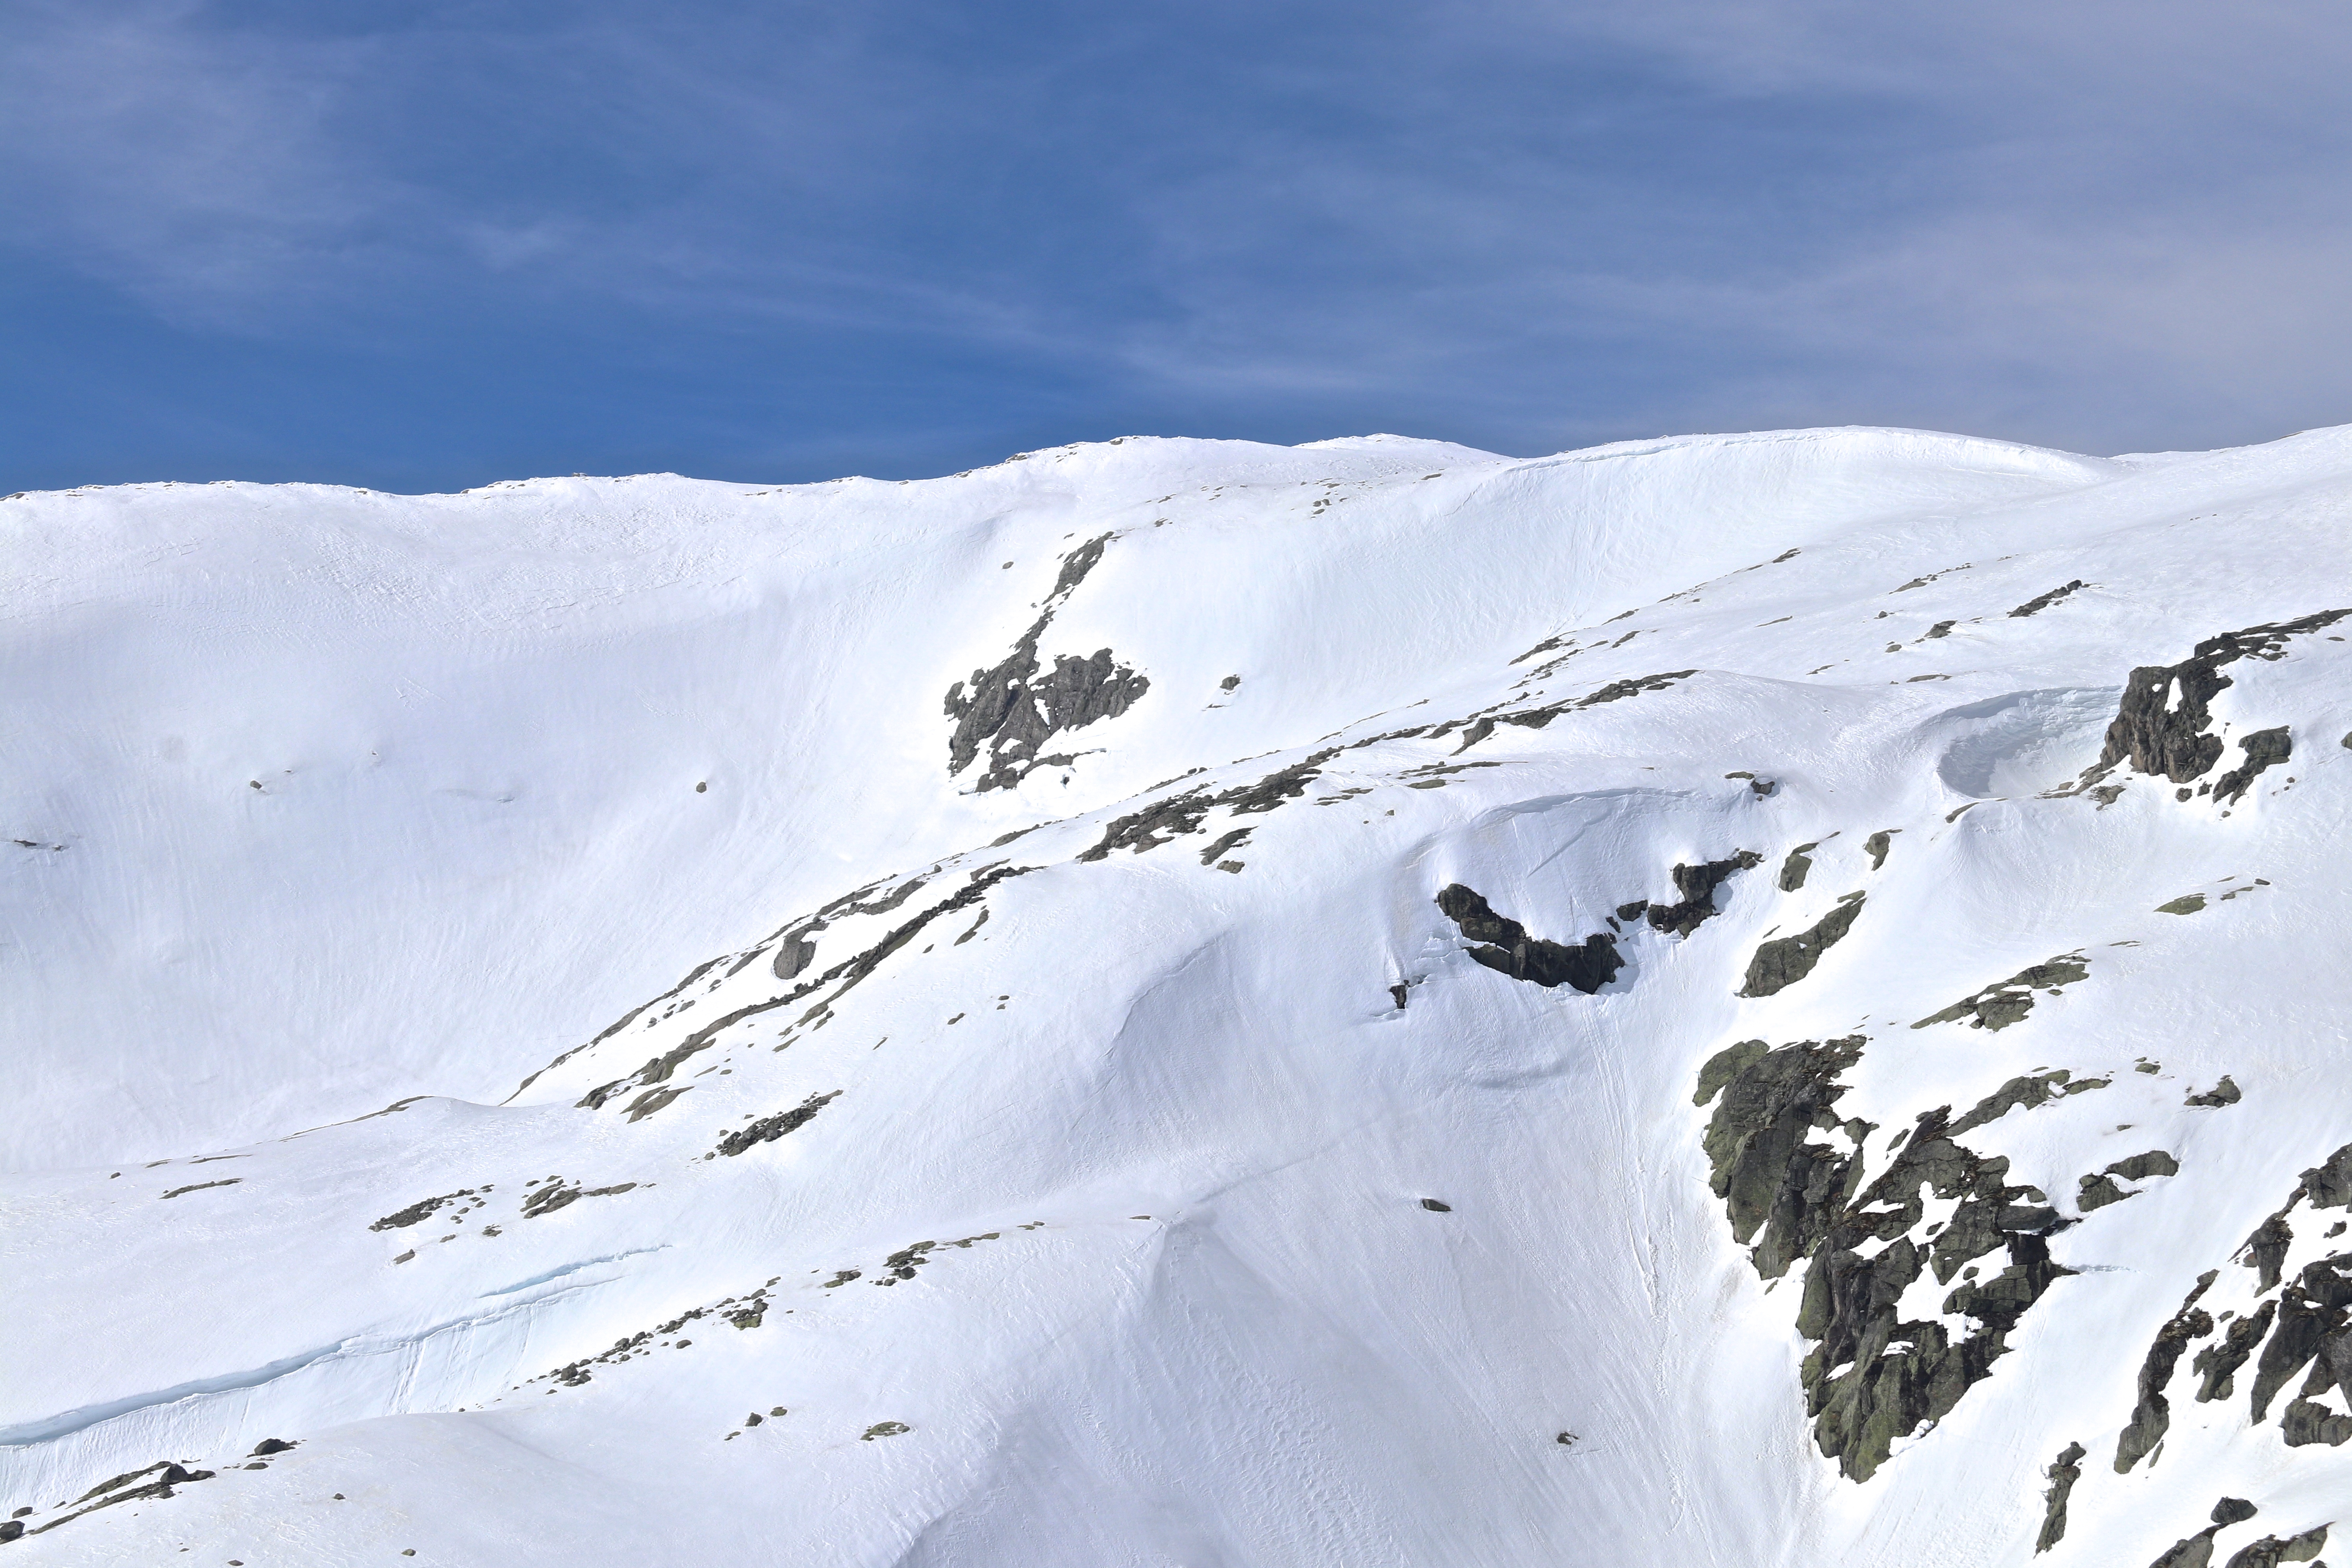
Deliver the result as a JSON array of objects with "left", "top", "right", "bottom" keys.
[{"left": 4, "top": 424, "right": 2350, "bottom": 1563}]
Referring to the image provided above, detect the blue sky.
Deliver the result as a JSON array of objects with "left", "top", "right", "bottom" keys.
[{"left": 6, "top": 1, "right": 2351, "bottom": 492}]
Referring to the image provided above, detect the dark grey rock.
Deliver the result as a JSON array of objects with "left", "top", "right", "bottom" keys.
[
  {"left": 2078, "top": 1174, "right": 2130, "bottom": 1212},
  {"left": 158, "top": 1178, "right": 241, "bottom": 1200},
  {"left": 2213, "top": 728, "right": 2292, "bottom": 805},
  {"left": 1739, "top": 895, "right": 1865, "bottom": 997},
  {"left": 2009, "top": 580, "right": 2086, "bottom": 618},
  {"left": 1693, "top": 1036, "right": 1864, "bottom": 1267},
  {"left": 370, "top": 1191, "right": 474, "bottom": 1231},
  {"left": 2097, "top": 610, "right": 2348, "bottom": 783},
  {"left": 1435, "top": 884, "right": 1623, "bottom": 994},
  {"left": 1947, "top": 1070, "right": 2105, "bottom": 1138},
  {"left": 1864, "top": 830, "right": 1897, "bottom": 870},
  {"left": 1080, "top": 748, "right": 1340, "bottom": 861},
  {"left": 2281, "top": 1397, "right": 2352, "bottom": 1447},
  {"left": 1198, "top": 828, "right": 1252, "bottom": 866},
  {"left": 715, "top": 1092, "right": 842, "bottom": 1157},
  {"left": 2193, "top": 1299, "right": 2276, "bottom": 1402},
  {"left": 2035, "top": 1440, "right": 2085, "bottom": 1553},
  {"left": 1778, "top": 843, "right": 1817, "bottom": 892},
  {"left": 2250, "top": 1254, "right": 2352, "bottom": 1421},
  {"left": 1914, "top": 956, "right": 2090, "bottom": 1032},
  {"left": 945, "top": 535, "right": 1149, "bottom": 791},
  {"left": 1450, "top": 670, "right": 1700, "bottom": 749},
  {"left": 2241, "top": 1213, "right": 2295, "bottom": 1292},
  {"left": 771, "top": 931, "right": 819, "bottom": 982},
  {"left": 2187, "top": 1075, "right": 2243, "bottom": 1108},
  {"left": 2149, "top": 1527, "right": 2222, "bottom": 1568},
  {"left": 2222, "top": 1525, "right": 2332, "bottom": 1566},
  {"left": 2113, "top": 1150, "right": 2181, "bottom": 1181},
  {"left": 579, "top": 866, "right": 1034, "bottom": 1112},
  {"left": 2303, "top": 1142, "right": 2352, "bottom": 1208},
  {"left": 1645, "top": 852, "right": 1763, "bottom": 937},
  {"left": 1695, "top": 1034, "right": 2095, "bottom": 1481}
]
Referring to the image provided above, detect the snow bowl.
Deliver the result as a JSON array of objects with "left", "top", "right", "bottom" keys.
[{"left": 1921, "top": 686, "right": 2119, "bottom": 798}]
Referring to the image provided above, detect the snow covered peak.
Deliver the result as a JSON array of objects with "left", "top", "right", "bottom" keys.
[{"left": 5, "top": 423, "right": 2352, "bottom": 1564}]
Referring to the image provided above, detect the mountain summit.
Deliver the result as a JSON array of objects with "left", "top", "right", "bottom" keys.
[{"left": 5, "top": 426, "right": 2350, "bottom": 1564}]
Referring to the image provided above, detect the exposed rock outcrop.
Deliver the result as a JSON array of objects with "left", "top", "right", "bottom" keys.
[
  {"left": 944, "top": 535, "right": 1151, "bottom": 791},
  {"left": 2214, "top": 728, "right": 2293, "bottom": 806},
  {"left": 2036, "top": 1440, "right": 2085, "bottom": 1553},
  {"left": 1739, "top": 895, "right": 1864, "bottom": 997},
  {"left": 1913, "top": 955, "right": 2089, "bottom": 1032},
  {"left": 1437, "top": 884, "right": 1622, "bottom": 994},
  {"left": 1644, "top": 851, "right": 1762, "bottom": 936},
  {"left": 1695, "top": 1040, "right": 2084, "bottom": 1479},
  {"left": 2095, "top": 611, "right": 2347, "bottom": 784},
  {"left": 2115, "top": 1271, "right": 2218, "bottom": 1472}
]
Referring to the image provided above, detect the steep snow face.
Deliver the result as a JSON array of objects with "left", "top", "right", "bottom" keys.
[{"left": 5, "top": 425, "right": 2352, "bottom": 1565}]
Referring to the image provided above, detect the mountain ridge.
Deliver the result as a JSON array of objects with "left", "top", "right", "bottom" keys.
[{"left": 6, "top": 422, "right": 2352, "bottom": 1564}]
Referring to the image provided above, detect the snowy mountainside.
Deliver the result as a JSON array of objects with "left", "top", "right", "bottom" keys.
[{"left": 5, "top": 425, "right": 2352, "bottom": 1565}]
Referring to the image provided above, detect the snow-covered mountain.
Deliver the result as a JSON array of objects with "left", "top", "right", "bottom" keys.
[{"left": 5, "top": 425, "right": 2349, "bottom": 1566}]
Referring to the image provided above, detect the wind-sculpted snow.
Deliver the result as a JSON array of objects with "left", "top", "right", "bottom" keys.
[{"left": 9, "top": 423, "right": 2352, "bottom": 1564}]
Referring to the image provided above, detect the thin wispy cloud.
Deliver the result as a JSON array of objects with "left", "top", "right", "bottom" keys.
[{"left": 3, "top": 0, "right": 2348, "bottom": 489}]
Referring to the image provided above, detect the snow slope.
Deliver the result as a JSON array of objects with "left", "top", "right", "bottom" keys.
[{"left": 5, "top": 425, "right": 2350, "bottom": 1565}]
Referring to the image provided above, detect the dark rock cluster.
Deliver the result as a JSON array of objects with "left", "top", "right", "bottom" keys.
[{"left": 1695, "top": 1039, "right": 2100, "bottom": 1480}]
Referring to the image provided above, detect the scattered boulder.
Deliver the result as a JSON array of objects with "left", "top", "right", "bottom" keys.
[{"left": 2188, "top": 1076, "right": 2243, "bottom": 1108}]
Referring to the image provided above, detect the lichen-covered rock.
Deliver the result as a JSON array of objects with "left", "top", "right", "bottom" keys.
[
  {"left": 1695, "top": 1039, "right": 2084, "bottom": 1480},
  {"left": 2213, "top": 727, "right": 2293, "bottom": 806},
  {"left": 2096, "top": 610, "right": 2348, "bottom": 783},
  {"left": 2035, "top": 1440, "right": 2085, "bottom": 1553},
  {"left": 715, "top": 1091, "right": 841, "bottom": 1157},
  {"left": 1739, "top": 895, "right": 1864, "bottom": 997},
  {"left": 2221, "top": 1525, "right": 2331, "bottom": 1566},
  {"left": 1913, "top": 956, "right": 2088, "bottom": 1031}
]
